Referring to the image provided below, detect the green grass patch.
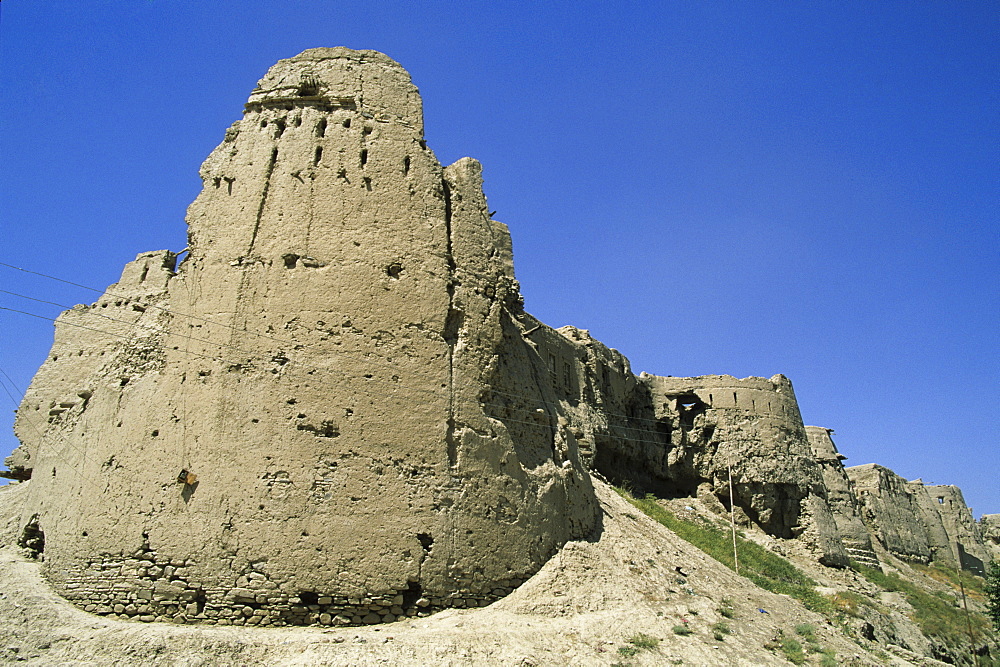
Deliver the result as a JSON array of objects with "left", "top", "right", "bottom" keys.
[
  {"left": 712, "top": 621, "right": 731, "bottom": 641},
  {"left": 717, "top": 598, "right": 736, "bottom": 618},
  {"left": 616, "top": 489, "right": 833, "bottom": 616},
  {"left": 794, "top": 623, "right": 816, "bottom": 641},
  {"left": 672, "top": 624, "right": 692, "bottom": 636},
  {"left": 826, "top": 590, "right": 871, "bottom": 618},
  {"left": 818, "top": 649, "right": 838, "bottom": 667},
  {"left": 913, "top": 563, "right": 985, "bottom": 601},
  {"left": 617, "top": 645, "right": 639, "bottom": 657},
  {"left": 853, "top": 563, "right": 992, "bottom": 655},
  {"left": 627, "top": 633, "right": 660, "bottom": 649},
  {"left": 778, "top": 633, "right": 807, "bottom": 665}
]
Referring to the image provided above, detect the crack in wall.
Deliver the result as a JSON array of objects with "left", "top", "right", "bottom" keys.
[
  {"left": 247, "top": 147, "right": 279, "bottom": 255},
  {"left": 442, "top": 179, "right": 460, "bottom": 468}
]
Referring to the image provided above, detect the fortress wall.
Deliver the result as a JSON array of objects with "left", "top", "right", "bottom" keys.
[
  {"left": 912, "top": 484, "right": 990, "bottom": 575},
  {"left": 981, "top": 514, "right": 1000, "bottom": 563},
  {"left": 846, "top": 464, "right": 991, "bottom": 574},
  {"left": 848, "top": 464, "right": 934, "bottom": 563},
  {"left": 8, "top": 48, "right": 598, "bottom": 627},
  {"left": 804, "top": 427, "right": 877, "bottom": 566}
]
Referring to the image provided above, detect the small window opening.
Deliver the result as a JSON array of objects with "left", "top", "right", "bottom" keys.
[
  {"left": 282, "top": 253, "right": 299, "bottom": 269},
  {"left": 139, "top": 266, "right": 149, "bottom": 282},
  {"left": 273, "top": 118, "right": 286, "bottom": 138},
  {"left": 938, "top": 497, "right": 944, "bottom": 504},
  {"left": 299, "top": 591, "right": 319, "bottom": 605},
  {"left": 260, "top": 119, "right": 268, "bottom": 128},
  {"left": 386, "top": 263, "right": 402, "bottom": 279},
  {"left": 363, "top": 176, "right": 372, "bottom": 191},
  {"left": 151, "top": 430, "right": 159, "bottom": 437},
  {"left": 342, "top": 118, "right": 351, "bottom": 128},
  {"left": 363, "top": 126, "right": 373, "bottom": 135},
  {"left": 315, "top": 118, "right": 327, "bottom": 138},
  {"left": 417, "top": 533, "right": 434, "bottom": 553},
  {"left": 708, "top": 393, "right": 713, "bottom": 406},
  {"left": 733, "top": 392, "right": 738, "bottom": 405},
  {"left": 403, "top": 156, "right": 411, "bottom": 174},
  {"left": 313, "top": 146, "right": 323, "bottom": 166},
  {"left": 360, "top": 149, "right": 368, "bottom": 166}
]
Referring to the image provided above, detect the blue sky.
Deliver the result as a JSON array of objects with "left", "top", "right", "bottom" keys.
[{"left": 1, "top": 1, "right": 997, "bottom": 515}]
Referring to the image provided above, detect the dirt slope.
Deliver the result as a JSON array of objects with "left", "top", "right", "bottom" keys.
[{"left": 0, "top": 479, "right": 897, "bottom": 666}]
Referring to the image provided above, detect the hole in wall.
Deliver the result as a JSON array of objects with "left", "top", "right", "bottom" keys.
[
  {"left": 402, "top": 581, "right": 423, "bottom": 607},
  {"left": 360, "top": 149, "right": 368, "bottom": 166},
  {"left": 260, "top": 120, "right": 268, "bottom": 128},
  {"left": 342, "top": 118, "right": 351, "bottom": 128},
  {"left": 274, "top": 118, "right": 286, "bottom": 138},
  {"left": 363, "top": 177, "right": 372, "bottom": 191},
  {"left": 313, "top": 146, "right": 323, "bottom": 166},
  {"left": 282, "top": 253, "right": 299, "bottom": 269},
  {"left": 315, "top": 118, "right": 327, "bottom": 137},
  {"left": 151, "top": 430, "right": 159, "bottom": 437},
  {"left": 18, "top": 515, "right": 44, "bottom": 559},
  {"left": 417, "top": 533, "right": 433, "bottom": 553},
  {"left": 403, "top": 156, "right": 410, "bottom": 174}
]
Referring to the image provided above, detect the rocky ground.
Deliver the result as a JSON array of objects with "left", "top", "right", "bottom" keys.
[{"left": 0, "top": 479, "right": 948, "bottom": 666}]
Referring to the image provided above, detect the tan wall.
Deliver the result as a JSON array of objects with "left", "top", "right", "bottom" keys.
[{"left": 8, "top": 48, "right": 598, "bottom": 628}]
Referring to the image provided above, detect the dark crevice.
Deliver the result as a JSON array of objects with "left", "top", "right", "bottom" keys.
[
  {"left": 445, "top": 417, "right": 458, "bottom": 467},
  {"left": 442, "top": 179, "right": 460, "bottom": 469},
  {"left": 247, "top": 148, "right": 279, "bottom": 254}
]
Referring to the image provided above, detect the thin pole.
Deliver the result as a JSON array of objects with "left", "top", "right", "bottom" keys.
[
  {"left": 959, "top": 574, "right": 978, "bottom": 666},
  {"left": 728, "top": 448, "right": 739, "bottom": 575}
]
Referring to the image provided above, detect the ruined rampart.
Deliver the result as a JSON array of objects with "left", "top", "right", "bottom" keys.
[
  {"left": 6, "top": 48, "right": 599, "bottom": 627},
  {"left": 3, "top": 48, "right": 993, "bottom": 628}
]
